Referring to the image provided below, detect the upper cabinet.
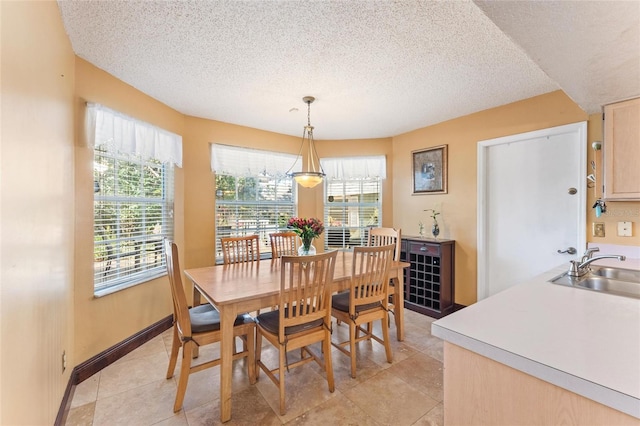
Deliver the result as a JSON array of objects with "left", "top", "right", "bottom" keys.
[{"left": 603, "top": 97, "right": 640, "bottom": 200}]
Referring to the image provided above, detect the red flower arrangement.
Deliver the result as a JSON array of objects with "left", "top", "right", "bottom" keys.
[{"left": 287, "top": 217, "right": 324, "bottom": 250}]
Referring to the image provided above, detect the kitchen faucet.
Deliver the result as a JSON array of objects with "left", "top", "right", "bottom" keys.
[
  {"left": 581, "top": 247, "right": 599, "bottom": 263},
  {"left": 568, "top": 253, "right": 626, "bottom": 277}
]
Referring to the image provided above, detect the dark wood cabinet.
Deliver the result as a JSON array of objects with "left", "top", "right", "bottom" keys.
[{"left": 400, "top": 237, "right": 455, "bottom": 318}]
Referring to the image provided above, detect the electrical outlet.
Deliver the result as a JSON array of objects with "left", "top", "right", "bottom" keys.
[
  {"left": 617, "top": 221, "right": 633, "bottom": 237},
  {"left": 62, "top": 350, "right": 67, "bottom": 373},
  {"left": 593, "top": 222, "right": 605, "bottom": 237}
]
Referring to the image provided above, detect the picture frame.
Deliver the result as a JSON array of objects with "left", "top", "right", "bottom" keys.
[{"left": 412, "top": 145, "right": 448, "bottom": 195}]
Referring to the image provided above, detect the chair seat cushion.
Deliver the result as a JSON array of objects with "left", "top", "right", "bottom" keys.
[
  {"left": 332, "top": 291, "right": 381, "bottom": 313},
  {"left": 255, "top": 309, "right": 323, "bottom": 336},
  {"left": 189, "top": 304, "right": 253, "bottom": 333}
]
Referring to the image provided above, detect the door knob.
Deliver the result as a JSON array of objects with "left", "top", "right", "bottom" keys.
[{"left": 557, "top": 247, "right": 577, "bottom": 255}]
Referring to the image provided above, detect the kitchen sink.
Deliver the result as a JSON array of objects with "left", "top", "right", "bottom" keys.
[
  {"left": 550, "top": 267, "right": 640, "bottom": 300},
  {"left": 591, "top": 267, "right": 640, "bottom": 282}
]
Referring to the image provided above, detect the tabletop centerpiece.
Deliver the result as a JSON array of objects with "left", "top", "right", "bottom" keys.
[{"left": 287, "top": 217, "right": 324, "bottom": 256}]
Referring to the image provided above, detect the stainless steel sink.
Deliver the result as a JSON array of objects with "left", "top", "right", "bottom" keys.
[
  {"left": 591, "top": 267, "right": 640, "bottom": 282},
  {"left": 550, "top": 267, "right": 640, "bottom": 299}
]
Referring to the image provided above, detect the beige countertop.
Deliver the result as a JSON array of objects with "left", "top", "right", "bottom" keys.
[{"left": 432, "top": 261, "right": 640, "bottom": 419}]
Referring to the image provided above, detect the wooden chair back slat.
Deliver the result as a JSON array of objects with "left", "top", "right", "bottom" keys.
[
  {"left": 278, "top": 251, "right": 338, "bottom": 342},
  {"left": 221, "top": 235, "right": 260, "bottom": 264},
  {"left": 164, "top": 238, "right": 192, "bottom": 337},
  {"left": 367, "top": 227, "right": 401, "bottom": 261},
  {"left": 269, "top": 232, "right": 299, "bottom": 258},
  {"left": 349, "top": 244, "right": 395, "bottom": 314}
]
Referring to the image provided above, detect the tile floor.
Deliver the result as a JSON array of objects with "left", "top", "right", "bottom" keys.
[{"left": 66, "top": 309, "right": 444, "bottom": 426}]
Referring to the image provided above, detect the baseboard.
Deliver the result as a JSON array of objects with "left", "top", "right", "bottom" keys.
[
  {"left": 54, "top": 370, "right": 76, "bottom": 426},
  {"left": 55, "top": 315, "right": 173, "bottom": 425}
]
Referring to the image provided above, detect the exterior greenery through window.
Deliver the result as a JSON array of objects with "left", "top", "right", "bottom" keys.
[
  {"left": 324, "top": 179, "right": 381, "bottom": 249},
  {"left": 94, "top": 148, "right": 174, "bottom": 294},
  {"left": 215, "top": 174, "right": 295, "bottom": 260}
]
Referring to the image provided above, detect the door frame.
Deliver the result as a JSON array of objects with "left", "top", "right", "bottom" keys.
[{"left": 477, "top": 122, "right": 587, "bottom": 301}]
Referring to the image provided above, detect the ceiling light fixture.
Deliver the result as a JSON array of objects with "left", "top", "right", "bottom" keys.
[{"left": 287, "top": 96, "right": 325, "bottom": 188}]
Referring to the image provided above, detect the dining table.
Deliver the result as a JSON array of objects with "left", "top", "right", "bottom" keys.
[{"left": 184, "top": 250, "right": 410, "bottom": 422}]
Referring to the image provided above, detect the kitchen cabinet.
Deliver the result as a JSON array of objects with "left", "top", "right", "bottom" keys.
[
  {"left": 603, "top": 97, "right": 640, "bottom": 200},
  {"left": 400, "top": 237, "right": 455, "bottom": 318}
]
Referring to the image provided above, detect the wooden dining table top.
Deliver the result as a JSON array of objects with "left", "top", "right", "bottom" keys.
[{"left": 184, "top": 250, "right": 410, "bottom": 307}]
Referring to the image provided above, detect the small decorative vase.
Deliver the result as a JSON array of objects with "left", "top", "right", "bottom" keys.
[
  {"left": 431, "top": 222, "right": 440, "bottom": 239},
  {"left": 298, "top": 238, "right": 316, "bottom": 256}
]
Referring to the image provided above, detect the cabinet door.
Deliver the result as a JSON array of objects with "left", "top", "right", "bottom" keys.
[{"left": 604, "top": 98, "right": 640, "bottom": 200}]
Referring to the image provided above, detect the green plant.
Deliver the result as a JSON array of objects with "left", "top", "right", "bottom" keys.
[{"left": 424, "top": 209, "right": 440, "bottom": 222}]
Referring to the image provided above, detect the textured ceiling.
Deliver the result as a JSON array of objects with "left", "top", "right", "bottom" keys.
[{"left": 57, "top": 0, "right": 639, "bottom": 140}]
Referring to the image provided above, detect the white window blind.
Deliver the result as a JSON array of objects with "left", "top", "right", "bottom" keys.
[
  {"left": 212, "top": 145, "right": 297, "bottom": 260},
  {"left": 322, "top": 156, "right": 384, "bottom": 249},
  {"left": 89, "top": 104, "right": 180, "bottom": 296}
]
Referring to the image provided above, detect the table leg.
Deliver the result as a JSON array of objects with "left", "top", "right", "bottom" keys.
[
  {"left": 219, "top": 305, "right": 238, "bottom": 422},
  {"left": 393, "top": 274, "right": 405, "bottom": 341}
]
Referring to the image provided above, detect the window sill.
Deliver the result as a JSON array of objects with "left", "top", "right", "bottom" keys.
[{"left": 94, "top": 271, "right": 167, "bottom": 298}]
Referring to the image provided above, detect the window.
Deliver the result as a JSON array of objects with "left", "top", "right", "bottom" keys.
[
  {"left": 86, "top": 103, "right": 182, "bottom": 295},
  {"left": 321, "top": 156, "right": 386, "bottom": 249},
  {"left": 212, "top": 144, "right": 298, "bottom": 260},
  {"left": 94, "top": 151, "right": 174, "bottom": 293}
]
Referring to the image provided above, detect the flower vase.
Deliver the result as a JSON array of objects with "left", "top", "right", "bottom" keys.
[
  {"left": 431, "top": 221, "right": 440, "bottom": 238},
  {"left": 298, "top": 238, "right": 316, "bottom": 256}
]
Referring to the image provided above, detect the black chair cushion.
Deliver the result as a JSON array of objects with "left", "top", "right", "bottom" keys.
[
  {"left": 332, "top": 291, "right": 381, "bottom": 313},
  {"left": 189, "top": 304, "right": 253, "bottom": 333},
  {"left": 256, "top": 309, "right": 323, "bottom": 336}
]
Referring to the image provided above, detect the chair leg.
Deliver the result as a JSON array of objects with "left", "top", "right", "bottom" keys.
[
  {"left": 381, "top": 313, "right": 392, "bottom": 363},
  {"left": 349, "top": 321, "right": 357, "bottom": 379},
  {"left": 166, "top": 326, "right": 180, "bottom": 379},
  {"left": 323, "top": 329, "right": 335, "bottom": 392},
  {"left": 174, "top": 340, "right": 194, "bottom": 412},
  {"left": 278, "top": 344, "right": 287, "bottom": 415}
]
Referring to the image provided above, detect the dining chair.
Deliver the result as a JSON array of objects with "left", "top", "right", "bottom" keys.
[
  {"left": 220, "top": 234, "right": 260, "bottom": 264},
  {"left": 269, "top": 231, "right": 299, "bottom": 258},
  {"left": 331, "top": 243, "right": 395, "bottom": 378},
  {"left": 163, "top": 239, "right": 256, "bottom": 412},
  {"left": 367, "top": 227, "right": 402, "bottom": 325},
  {"left": 255, "top": 250, "right": 338, "bottom": 415}
]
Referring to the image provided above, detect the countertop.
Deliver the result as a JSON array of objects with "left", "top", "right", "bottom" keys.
[{"left": 432, "top": 261, "right": 640, "bottom": 419}]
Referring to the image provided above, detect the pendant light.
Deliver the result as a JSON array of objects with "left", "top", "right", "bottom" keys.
[{"left": 287, "top": 96, "right": 325, "bottom": 188}]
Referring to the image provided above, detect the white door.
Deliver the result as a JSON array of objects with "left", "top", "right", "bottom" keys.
[{"left": 477, "top": 122, "right": 587, "bottom": 300}]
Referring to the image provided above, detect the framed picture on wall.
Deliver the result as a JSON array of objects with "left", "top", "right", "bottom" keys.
[{"left": 412, "top": 145, "right": 448, "bottom": 194}]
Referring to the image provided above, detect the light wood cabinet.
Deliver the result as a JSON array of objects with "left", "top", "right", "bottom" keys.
[{"left": 603, "top": 97, "right": 640, "bottom": 200}]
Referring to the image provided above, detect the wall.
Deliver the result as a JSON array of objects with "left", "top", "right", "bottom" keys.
[
  {"left": 391, "top": 91, "right": 588, "bottom": 306},
  {"left": 586, "top": 113, "right": 640, "bottom": 246},
  {"left": 181, "top": 116, "right": 393, "bottom": 277},
  {"left": 73, "top": 58, "right": 185, "bottom": 363},
  {"left": 0, "top": 2, "right": 75, "bottom": 424}
]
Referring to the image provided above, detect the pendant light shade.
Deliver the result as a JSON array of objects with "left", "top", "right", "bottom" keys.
[{"left": 287, "top": 96, "right": 325, "bottom": 188}]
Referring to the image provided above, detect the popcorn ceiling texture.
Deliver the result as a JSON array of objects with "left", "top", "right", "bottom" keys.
[{"left": 57, "top": 0, "right": 638, "bottom": 139}]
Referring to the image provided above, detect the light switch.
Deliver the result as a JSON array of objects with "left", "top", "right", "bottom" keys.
[{"left": 617, "top": 221, "right": 633, "bottom": 237}]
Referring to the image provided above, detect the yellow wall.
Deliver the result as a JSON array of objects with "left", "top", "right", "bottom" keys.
[
  {"left": 73, "top": 58, "right": 185, "bottom": 363},
  {"left": 586, "top": 113, "right": 640, "bottom": 245},
  {"left": 181, "top": 116, "right": 393, "bottom": 273},
  {"left": 0, "top": 2, "right": 75, "bottom": 424},
  {"left": 391, "top": 91, "right": 588, "bottom": 306}
]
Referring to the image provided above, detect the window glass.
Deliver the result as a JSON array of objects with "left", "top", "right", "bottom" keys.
[
  {"left": 93, "top": 148, "right": 174, "bottom": 295},
  {"left": 215, "top": 173, "right": 295, "bottom": 260},
  {"left": 324, "top": 178, "right": 381, "bottom": 249}
]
